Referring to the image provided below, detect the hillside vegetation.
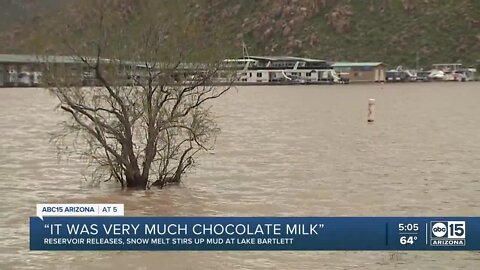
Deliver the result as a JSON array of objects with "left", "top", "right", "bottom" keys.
[
  {"left": 0, "top": 0, "right": 64, "bottom": 41},
  {"left": 1, "top": 0, "right": 479, "bottom": 68}
]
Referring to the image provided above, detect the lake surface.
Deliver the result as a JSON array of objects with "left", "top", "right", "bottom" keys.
[{"left": 1, "top": 83, "right": 480, "bottom": 269}]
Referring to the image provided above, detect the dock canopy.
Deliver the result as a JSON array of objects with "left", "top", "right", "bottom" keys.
[
  {"left": 248, "top": 56, "right": 327, "bottom": 63},
  {"left": 0, "top": 54, "right": 82, "bottom": 65}
]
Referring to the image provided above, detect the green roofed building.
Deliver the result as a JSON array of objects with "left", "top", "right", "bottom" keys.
[
  {"left": 0, "top": 54, "right": 142, "bottom": 87},
  {"left": 0, "top": 54, "right": 82, "bottom": 65},
  {"left": 0, "top": 54, "right": 87, "bottom": 87},
  {"left": 332, "top": 62, "right": 386, "bottom": 83}
]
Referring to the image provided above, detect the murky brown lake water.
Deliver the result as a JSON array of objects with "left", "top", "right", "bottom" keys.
[{"left": 1, "top": 83, "right": 480, "bottom": 269}]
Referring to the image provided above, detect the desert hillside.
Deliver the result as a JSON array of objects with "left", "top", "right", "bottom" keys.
[{"left": 1, "top": 0, "right": 479, "bottom": 67}]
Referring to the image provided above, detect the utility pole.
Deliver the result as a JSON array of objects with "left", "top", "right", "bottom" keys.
[
  {"left": 242, "top": 41, "right": 250, "bottom": 59},
  {"left": 415, "top": 51, "right": 420, "bottom": 70}
]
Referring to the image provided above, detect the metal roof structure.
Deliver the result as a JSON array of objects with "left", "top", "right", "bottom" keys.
[
  {"left": 0, "top": 54, "right": 217, "bottom": 71},
  {"left": 0, "top": 54, "right": 145, "bottom": 66},
  {"left": 248, "top": 56, "right": 327, "bottom": 62},
  {"left": 0, "top": 54, "right": 84, "bottom": 64},
  {"left": 332, "top": 62, "right": 384, "bottom": 67}
]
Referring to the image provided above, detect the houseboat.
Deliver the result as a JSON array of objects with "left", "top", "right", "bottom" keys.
[
  {"left": 430, "top": 63, "right": 477, "bottom": 82},
  {"left": 223, "top": 56, "right": 349, "bottom": 85},
  {"left": 385, "top": 66, "right": 416, "bottom": 82},
  {"left": 415, "top": 70, "right": 432, "bottom": 82},
  {"left": 5, "top": 71, "right": 43, "bottom": 87}
]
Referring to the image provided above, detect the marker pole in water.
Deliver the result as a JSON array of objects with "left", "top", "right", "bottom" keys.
[{"left": 368, "top": 99, "right": 375, "bottom": 123}]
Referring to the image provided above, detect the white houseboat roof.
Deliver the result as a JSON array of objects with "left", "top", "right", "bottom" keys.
[
  {"left": 332, "top": 62, "right": 384, "bottom": 67},
  {"left": 223, "top": 58, "right": 257, "bottom": 63},
  {"left": 432, "top": 63, "right": 463, "bottom": 68}
]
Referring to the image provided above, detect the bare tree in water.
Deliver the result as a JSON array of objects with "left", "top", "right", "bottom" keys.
[{"left": 43, "top": 1, "right": 233, "bottom": 189}]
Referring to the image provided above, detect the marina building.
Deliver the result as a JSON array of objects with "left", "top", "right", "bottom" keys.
[
  {"left": 0, "top": 53, "right": 231, "bottom": 87},
  {"left": 332, "top": 62, "right": 386, "bottom": 83}
]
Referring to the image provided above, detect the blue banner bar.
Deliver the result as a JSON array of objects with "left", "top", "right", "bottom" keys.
[{"left": 30, "top": 217, "right": 479, "bottom": 250}]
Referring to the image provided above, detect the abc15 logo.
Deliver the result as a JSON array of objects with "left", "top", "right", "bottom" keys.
[{"left": 430, "top": 221, "right": 466, "bottom": 239}]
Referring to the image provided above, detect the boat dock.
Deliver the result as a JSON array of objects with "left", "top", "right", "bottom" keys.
[{"left": 0, "top": 54, "right": 478, "bottom": 87}]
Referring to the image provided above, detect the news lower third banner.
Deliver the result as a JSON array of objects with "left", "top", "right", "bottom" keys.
[{"left": 30, "top": 208, "right": 480, "bottom": 251}]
